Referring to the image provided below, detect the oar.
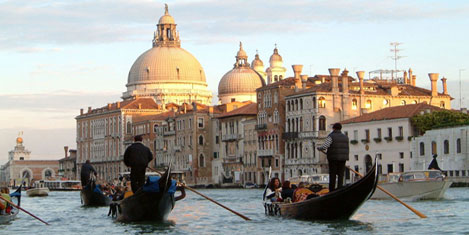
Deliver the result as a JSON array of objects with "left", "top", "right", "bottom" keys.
[
  {"left": 346, "top": 166, "right": 427, "bottom": 219},
  {"left": 0, "top": 195, "right": 50, "bottom": 225},
  {"left": 147, "top": 167, "right": 251, "bottom": 221}
]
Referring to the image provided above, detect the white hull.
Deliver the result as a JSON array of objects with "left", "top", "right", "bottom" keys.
[
  {"left": 0, "top": 208, "right": 19, "bottom": 224},
  {"left": 26, "top": 188, "right": 50, "bottom": 197},
  {"left": 371, "top": 180, "right": 452, "bottom": 200}
]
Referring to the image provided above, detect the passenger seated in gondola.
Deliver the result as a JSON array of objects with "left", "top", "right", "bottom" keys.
[
  {"left": 281, "top": 181, "right": 294, "bottom": 202},
  {"left": 265, "top": 177, "right": 282, "bottom": 202},
  {"left": 0, "top": 187, "right": 11, "bottom": 215},
  {"left": 292, "top": 182, "right": 314, "bottom": 202}
]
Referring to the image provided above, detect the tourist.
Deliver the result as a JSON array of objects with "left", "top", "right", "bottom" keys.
[
  {"left": 281, "top": 181, "right": 294, "bottom": 201},
  {"left": 0, "top": 187, "right": 11, "bottom": 214},
  {"left": 265, "top": 177, "right": 282, "bottom": 202},
  {"left": 124, "top": 135, "right": 154, "bottom": 193},
  {"left": 317, "top": 123, "right": 350, "bottom": 192},
  {"left": 80, "top": 160, "right": 98, "bottom": 186}
]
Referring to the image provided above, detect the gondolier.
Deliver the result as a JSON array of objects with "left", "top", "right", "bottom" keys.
[
  {"left": 124, "top": 135, "right": 154, "bottom": 193},
  {"left": 81, "top": 160, "right": 97, "bottom": 186},
  {"left": 317, "top": 123, "right": 349, "bottom": 192}
]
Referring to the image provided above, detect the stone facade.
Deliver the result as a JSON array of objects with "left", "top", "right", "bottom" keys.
[{"left": 58, "top": 147, "right": 78, "bottom": 180}]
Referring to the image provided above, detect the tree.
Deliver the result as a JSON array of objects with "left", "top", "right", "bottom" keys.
[{"left": 411, "top": 110, "right": 469, "bottom": 134}]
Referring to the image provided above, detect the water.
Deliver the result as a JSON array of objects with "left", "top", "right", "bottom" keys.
[{"left": 1, "top": 188, "right": 469, "bottom": 234}]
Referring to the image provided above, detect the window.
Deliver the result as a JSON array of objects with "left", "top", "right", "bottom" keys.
[
  {"left": 377, "top": 128, "right": 382, "bottom": 138},
  {"left": 199, "top": 154, "right": 205, "bottom": 167},
  {"left": 420, "top": 142, "right": 425, "bottom": 156},
  {"left": 401, "top": 100, "right": 406, "bottom": 105},
  {"left": 353, "top": 130, "right": 358, "bottom": 141},
  {"left": 457, "top": 138, "right": 461, "bottom": 153},
  {"left": 398, "top": 126, "right": 403, "bottom": 137},
  {"left": 412, "top": 100, "right": 418, "bottom": 104},
  {"left": 399, "top": 163, "right": 404, "bottom": 172},
  {"left": 365, "top": 129, "right": 370, "bottom": 141},
  {"left": 440, "top": 101, "right": 445, "bottom": 108},
  {"left": 189, "top": 118, "right": 192, "bottom": 128},
  {"left": 365, "top": 100, "right": 372, "bottom": 109},
  {"left": 319, "top": 116, "right": 326, "bottom": 131},
  {"left": 444, "top": 140, "right": 449, "bottom": 154},
  {"left": 318, "top": 97, "right": 326, "bottom": 108},
  {"left": 354, "top": 155, "right": 358, "bottom": 161},
  {"left": 215, "top": 136, "right": 219, "bottom": 144},
  {"left": 126, "top": 122, "right": 132, "bottom": 134},
  {"left": 153, "top": 124, "right": 158, "bottom": 133},
  {"left": 352, "top": 99, "right": 358, "bottom": 110},
  {"left": 399, "top": 152, "right": 404, "bottom": 159},
  {"left": 383, "top": 99, "right": 389, "bottom": 107},
  {"left": 275, "top": 159, "right": 279, "bottom": 167},
  {"left": 387, "top": 164, "right": 394, "bottom": 173},
  {"left": 377, "top": 164, "right": 382, "bottom": 174},
  {"left": 199, "top": 135, "right": 204, "bottom": 145},
  {"left": 45, "top": 170, "right": 52, "bottom": 178},
  {"left": 198, "top": 117, "right": 204, "bottom": 128},
  {"left": 388, "top": 127, "right": 392, "bottom": 138},
  {"left": 432, "top": 141, "right": 437, "bottom": 155},
  {"left": 213, "top": 152, "right": 218, "bottom": 159}
]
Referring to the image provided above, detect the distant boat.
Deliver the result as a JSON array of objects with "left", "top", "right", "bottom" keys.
[
  {"left": 288, "top": 174, "right": 330, "bottom": 188},
  {"left": 264, "top": 161, "right": 378, "bottom": 221},
  {"left": 0, "top": 187, "right": 21, "bottom": 224},
  {"left": 42, "top": 180, "right": 81, "bottom": 191},
  {"left": 26, "top": 188, "right": 49, "bottom": 197},
  {"left": 371, "top": 170, "right": 452, "bottom": 200}
]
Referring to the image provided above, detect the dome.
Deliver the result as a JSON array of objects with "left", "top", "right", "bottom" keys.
[
  {"left": 218, "top": 67, "right": 265, "bottom": 95},
  {"left": 236, "top": 42, "right": 247, "bottom": 59},
  {"left": 159, "top": 15, "right": 175, "bottom": 24},
  {"left": 269, "top": 47, "right": 283, "bottom": 67},
  {"left": 251, "top": 53, "right": 264, "bottom": 68},
  {"left": 127, "top": 46, "right": 206, "bottom": 85}
]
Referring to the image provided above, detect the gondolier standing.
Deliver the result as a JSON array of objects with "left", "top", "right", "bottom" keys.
[
  {"left": 317, "top": 123, "right": 349, "bottom": 192},
  {"left": 81, "top": 160, "right": 97, "bottom": 186},
  {"left": 124, "top": 135, "right": 153, "bottom": 193}
]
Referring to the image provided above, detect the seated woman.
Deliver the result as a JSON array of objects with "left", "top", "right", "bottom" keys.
[
  {"left": 292, "top": 182, "right": 314, "bottom": 202},
  {"left": 265, "top": 177, "right": 282, "bottom": 202},
  {"left": 0, "top": 187, "right": 11, "bottom": 214},
  {"left": 281, "top": 181, "right": 294, "bottom": 202}
]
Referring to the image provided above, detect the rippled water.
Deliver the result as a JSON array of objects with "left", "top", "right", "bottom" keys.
[{"left": 1, "top": 188, "right": 469, "bottom": 234}]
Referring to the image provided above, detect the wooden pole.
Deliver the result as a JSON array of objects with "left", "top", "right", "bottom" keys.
[
  {"left": 147, "top": 167, "right": 251, "bottom": 221},
  {"left": 0, "top": 195, "right": 50, "bottom": 225},
  {"left": 346, "top": 166, "right": 427, "bottom": 219}
]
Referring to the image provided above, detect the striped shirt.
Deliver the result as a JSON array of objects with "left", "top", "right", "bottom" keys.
[{"left": 317, "top": 136, "right": 332, "bottom": 151}]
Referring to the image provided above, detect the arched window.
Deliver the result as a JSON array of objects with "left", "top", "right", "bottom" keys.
[
  {"left": 444, "top": 140, "right": 449, "bottom": 154},
  {"left": 279, "top": 75, "right": 283, "bottom": 80},
  {"left": 352, "top": 99, "right": 358, "bottom": 110},
  {"left": 401, "top": 100, "right": 406, "bottom": 106},
  {"left": 300, "top": 99, "right": 303, "bottom": 109},
  {"left": 287, "top": 101, "right": 290, "bottom": 111},
  {"left": 365, "top": 100, "right": 372, "bottom": 109},
  {"left": 440, "top": 101, "right": 445, "bottom": 108},
  {"left": 295, "top": 99, "right": 298, "bottom": 111},
  {"left": 457, "top": 138, "right": 461, "bottom": 153},
  {"left": 274, "top": 75, "right": 278, "bottom": 82},
  {"left": 318, "top": 97, "right": 326, "bottom": 108},
  {"left": 319, "top": 116, "right": 326, "bottom": 131},
  {"left": 431, "top": 141, "right": 437, "bottom": 155},
  {"left": 312, "top": 97, "right": 317, "bottom": 109},
  {"left": 383, "top": 99, "right": 389, "bottom": 107},
  {"left": 199, "top": 154, "right": 205, "bottom": 167},
  {"left": 126, "top": 122, "right": 132, "bottom": 134},
  {"left": 198, "top": 135, "right": 204, "bottom": 145},
  {"left": 419, "top": 142, "right": 425, "bottom": 156},
  {"left": 44, "top": 169, "right": 52, "bottom": 178},
  {"left": 412, "top": 100, "right": 418, "bottom": 104}
]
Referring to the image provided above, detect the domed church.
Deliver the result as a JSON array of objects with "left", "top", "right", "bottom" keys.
[
  {"left": 122, "top": 4, "right": 212, "bottom": 106},
  {"left": 218, "top": 42, "right": 265, "bottom": 104}
]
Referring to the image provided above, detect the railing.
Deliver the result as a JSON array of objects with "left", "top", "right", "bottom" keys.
[
  {"left": 222, "top": 133, "right": 238, "bottom": 141},
  {"left": 255, "top": 124, "right": 267, "bottom": 130},
  {"left": 174, "top": 146, "right": 182, "bottom": 152},
  {"left": 282, "top": 132, "right": 299, "bottom": 139},
  {"left": 164, "top": 130, "right": 175, "bottom": 136},
  {"left": 285, "top": 158, "right": 315, "bottom": 165},
  {"left": 299, "top": 131, "right": 318, "bottom": 138},
  {"left": 257, "top": 149, "right": 274, "bottom": 157}
]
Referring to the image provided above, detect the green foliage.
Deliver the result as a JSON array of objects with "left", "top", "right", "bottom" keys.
[
  {"left": 411, "top": 110, "right": 469, "bottom": 133},
  {"left": 350, "top": 140, "right": 358, "bottom": 144},
  {"left": 395, "top": 136, "right": 404, "bottom": 141}
]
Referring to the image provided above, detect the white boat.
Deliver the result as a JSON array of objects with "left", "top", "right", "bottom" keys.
[
  {"left": 371, "top": 170, "right": 452, "bottom": 200},
  {"left": 26, "top": 181, "right": 50, "bottom": 197}
]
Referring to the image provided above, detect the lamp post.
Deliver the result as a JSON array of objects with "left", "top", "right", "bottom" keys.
[{"left": 460, "top": 69, "right": 465, "bottom": 109}]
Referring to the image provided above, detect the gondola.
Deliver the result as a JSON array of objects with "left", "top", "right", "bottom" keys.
[
  {"left": 0, "top": 186, "right": 21, "bottom": 224},
  {"left": 80, "top": 179, "right": 111, "bottom": 206},
  {"left": 111, "top": 166, "right": 185, "bottom": 222},
  {"left": 264, "top": 161, "right": 378, "bottom": 221}
]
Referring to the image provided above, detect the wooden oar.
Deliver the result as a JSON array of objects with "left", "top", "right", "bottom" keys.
[
  {"left": 0, "top": 195, "right": 50, "bottom": 225},
  {"left": 147, "top": 167, "right": 251, "bottom": 221},
  {"left": 346, "top": 166, "right": 427, "bottom": 219}
]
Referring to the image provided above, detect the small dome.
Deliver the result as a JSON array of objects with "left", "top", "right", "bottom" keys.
[
  {"left": 251, "top": 53, "right": 264, "bottom": 68},
  {"left": 236, "top": 42, "right": 247, "bottom": 59},
  {"left": 159, "top": 4, "right": 175, "bottom": 24},
  {"left": 269, "top": 48, "right": 283, "bottom": 64},
  {"left": 218, "top": 67, "right": 265, "bottom": 95},
  {"left": 16, "top": 137, "right": 23, "bottom": 144}
]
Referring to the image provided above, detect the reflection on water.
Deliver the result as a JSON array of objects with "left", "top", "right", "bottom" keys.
[{"left": 2, "top": 188, "right": 469, "bottom": 234}]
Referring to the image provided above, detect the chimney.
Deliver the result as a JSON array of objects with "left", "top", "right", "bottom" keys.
[
  {"left": 292, "top": 65, "right": 303, "bottom": 89},
  {"left": 441, "top": 77, "right": 448, "bottom": 95},
  {"left": 329, "top": 68, "right": 340, "bottom": 93},
  {"left": 300, "top": 75, "right": 308, "bottom": 89},
  {"left": 80, "top": 108, "right": 83, "bottom": 115},
  {"left": 411, "top": 75, "right": 417, "bottom": 86},
  {"left": 107, "top": 103, "right": 112, "bottom": 110},
  {"left": 117, "top": 101, "right": 121, "bottom": 109},
  {"left": 356, "top": 71, "right": 365, "bottom": 95},
  {"left": 404, "top": 71, "right": 408, "bottom": 84},
  {"left": 341, "top": 69, "right": 349, "bottom": 93},
  {"left": 88, "top": 106, "right": 92, "bottom": 113},
  {"left": 64, "top": 146, "right": 69, "bottom": 158},
  {"left": 428, "top": 73, "right": 439, "bottom": 97}
]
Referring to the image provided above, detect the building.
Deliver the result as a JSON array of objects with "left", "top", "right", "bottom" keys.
[
  {"left": 58, "top": 146, "right": 78, "bottom": 180},
  {"left": 342, "top": 103, "right": 443, "bottom": 175},
  {"left": 218, "top": 42, "right": 265, "bottom": 104},
  {"left": 122, "top": 4, "right": 212, "bottom": 105},
  {"left": 284, "top": 69, "right": 453, "bottom": 178},
  {"left": 265, "top": 46, "right": 287, "bottom": 85},
  {"left": 0, "top": 136, "right": 59, "bottom": 187}
]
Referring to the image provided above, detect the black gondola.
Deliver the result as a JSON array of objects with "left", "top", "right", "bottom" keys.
[
  {"left": 0, "top": 186, "right": 21, "bottom": 224},
  {"left": 112, "top": 166, "right": 185, "bottom": 222},
  {"left": 81, "top": 179, "right": 111, "bottom": 206},
  {"left": 264, "top": 161, "right": 378, "bottom": 221}
]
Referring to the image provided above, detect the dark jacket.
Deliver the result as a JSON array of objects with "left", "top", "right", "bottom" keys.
[
  {"left": 124, "top": 142, "right": 153, "bottom": 168},
  {"left": 327, "top": 130, "right": 350, "bottom": 161},
  {"left": 428, "top": 158, "right": 441, "bottom": 171},
  {"left": 281, "top": 188, "right": 294, "bottom": 199},
  {"left": 81, "top": 163, "right": 97, "bottom": 177}
]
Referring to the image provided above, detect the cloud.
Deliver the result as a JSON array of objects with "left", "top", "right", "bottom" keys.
[{"left": 0, "top": 0, "right": 467, "bottom": 50}]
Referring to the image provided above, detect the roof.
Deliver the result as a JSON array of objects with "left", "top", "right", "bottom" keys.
[
  {"left": 132, "top": 111, "right": 176, "bottom": 123},
  {"left": 341, "top": 103, "right": 444, "bottom": 124},
  {"left": 218, "top": 103, "right": 258, "bottom": 119}
]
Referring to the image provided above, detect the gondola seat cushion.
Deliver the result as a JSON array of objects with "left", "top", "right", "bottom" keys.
[{"left": 143, "top": 176, "right": 177, "bottom": 195}]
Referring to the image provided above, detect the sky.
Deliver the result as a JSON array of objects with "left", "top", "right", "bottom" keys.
[{"left": 1, "top": 0, "right": 468, "bottom": 163}]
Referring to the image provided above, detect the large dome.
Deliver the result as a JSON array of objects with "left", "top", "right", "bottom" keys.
[
  {"left": 218, "top": 67, "right": 264, "bottom": 95},
  {"left": 127, "top": 46, "right": 206, "bottom": 86}
]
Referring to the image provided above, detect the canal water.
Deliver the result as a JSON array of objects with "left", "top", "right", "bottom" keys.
[{"left": 1, "top": 188, "right": 469, "bottom": 234}]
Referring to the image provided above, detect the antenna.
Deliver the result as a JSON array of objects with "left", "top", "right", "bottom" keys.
[{"left": 389, "top": 42, "right": 406, "bottom": 71}]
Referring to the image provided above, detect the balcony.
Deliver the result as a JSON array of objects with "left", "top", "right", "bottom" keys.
[
  {"left": 222, "top": 133, "right": 239, "bottom": 142},
  {"left": 223, "top": 156, "right": 243, "bottom": 164},
  {"left": 164, "top": 130, "right": 175, "bottom": 136},
  {"left": 282, "top": 132, "right": 299, "bottom": 140},
  {"left": 285, "top": 158, "right": 315, "bottom": 166},
  {"left": 257, "top": 149, "right": 274, "bottom": 157},
  {"left": 299, "top": 131, "right": 318, "bottom": 139},
  {"left": 255, "top": 124, "right": 267, "bottom": 130},
  {"left": 174, "top": 146, "right": 182, "bottom": 152}
]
